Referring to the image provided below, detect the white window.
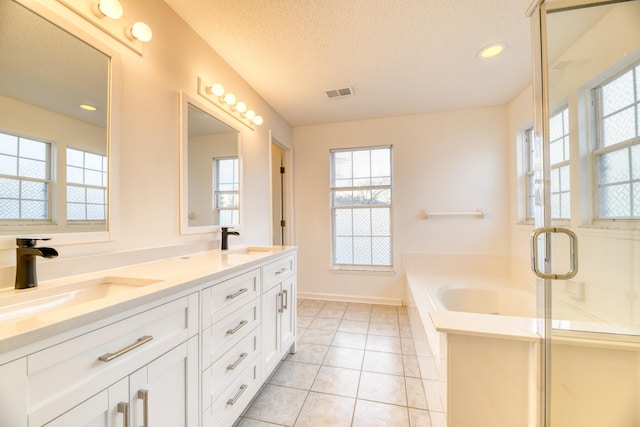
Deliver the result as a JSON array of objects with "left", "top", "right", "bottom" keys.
[
  {"left": 592, "top": 61, "right": 640, "bottom": 219},
  {"left": 0, "top": 132, "right": 51, "bottom": 221},
  {"left": 213, "top": 157, "right": 239, "bottom": 226},
  {"left": 549, "top": 106, "right": 570, "bottom": 220},
  {"left": 66, "top": 148, "right": 107, "bottom": 222},
  {"left": 330, "top": 146, "right": 392, "bottom": 268},
  {"left": 523, "top": 126, "right": 536, "bottom": 221}
]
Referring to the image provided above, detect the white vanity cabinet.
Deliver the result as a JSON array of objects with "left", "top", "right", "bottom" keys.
[
  {"left": 261, "top": 254, "right": 296, "bottom": 377},
  {"left": 0, "top": 293, "right": 199, "bottom": 427}
]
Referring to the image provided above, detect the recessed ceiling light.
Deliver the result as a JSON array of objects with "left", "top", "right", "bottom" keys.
[
  {"left": 80, "top": 104, "right": 97, "bottom": 111},
  {"left": 478, "top": 43, "right": 507, "bottom": 59}
]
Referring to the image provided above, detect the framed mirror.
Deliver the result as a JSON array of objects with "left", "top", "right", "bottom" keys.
[
  {"left": 179, "top": 92, "right": 241, "bottom": 235},
  {"left": 0, "top": 0, "right": 111, "bottom": 237}
]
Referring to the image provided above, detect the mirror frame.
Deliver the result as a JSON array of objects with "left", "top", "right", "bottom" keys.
[
  {"left": 0, "top": 0, "right": 121, "bottom": 249},
  {"left": 179, "top": 92, "right": 243, "bottom": 235}
]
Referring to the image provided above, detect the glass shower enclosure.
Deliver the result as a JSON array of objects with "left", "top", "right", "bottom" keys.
[{"left": 530, "top": 0, "right": 640, "bottom": 425}]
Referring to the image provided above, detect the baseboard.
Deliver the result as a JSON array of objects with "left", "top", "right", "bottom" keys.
[{"left": 297, "top": 291, "right": 403, "bottom": 306}]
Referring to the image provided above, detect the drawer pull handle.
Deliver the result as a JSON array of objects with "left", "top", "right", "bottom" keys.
[
  {"left": 282, "top": 289, "right": 289, "bottom": 310},
  {"left": 226, "top": 288, "right": 248, "bottom": 299},
  {"left": 275, "top": 267, "right": 288, "bottom": 275},
  {"left": 118, "top": 402, "right": 130, "bottom": 427},
  {"left": 227, "top": 352, "right": 248, "bottom": 370},
  {"left": 98, "top": 335, "right": 154, "bottom": 362},
  {"left": 138, "top": 389, "right": 149, "bottom": 427},
  {"left": 227, "top": 320, "right": 248, "bottom": 335},
  {"left": 278, "top": 292, "right": 284, "bottom": 313},
  {"left": 227, "top": 384, "right": 248, "bottom": 406}
]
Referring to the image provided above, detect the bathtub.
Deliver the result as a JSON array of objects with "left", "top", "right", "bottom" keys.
[{"left": 405, "top": 273, "right": 540, "bottom": 427}]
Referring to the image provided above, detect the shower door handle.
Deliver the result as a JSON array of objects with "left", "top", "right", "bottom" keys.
[{"left": 530, "top": 226, "right": 578, "bottom": 280}]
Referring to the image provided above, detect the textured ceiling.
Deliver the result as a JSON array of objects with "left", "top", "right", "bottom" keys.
[{"left": 164, "top": 0, "right": 534, "bottom": 126}]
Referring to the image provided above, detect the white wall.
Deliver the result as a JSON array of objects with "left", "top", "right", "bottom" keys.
[
  {"left": 293, "top": 107, "right": 511, "bottom": 304},
  {"left": 0, "top": 0, "right": 292, "bottom": 287}
]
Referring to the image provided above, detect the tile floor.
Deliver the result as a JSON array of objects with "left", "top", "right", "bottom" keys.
[{"left": 234, "top": 299, "right": 434, "bottom": 427}]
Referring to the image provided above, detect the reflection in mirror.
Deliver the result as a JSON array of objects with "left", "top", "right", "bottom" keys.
[
  {"left": 181, "top": 94, "right": 240, "bottom": 233},
  {"left": 0, "top": 0, "right": 109, "bottom": 234}
]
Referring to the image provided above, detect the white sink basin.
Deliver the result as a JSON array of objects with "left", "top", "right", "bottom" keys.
[
  {"left": 0, "top": 276, "right": 159, "bottom": 322},
  {"left": 224, "top": 246, "right": 276, "bottom": 256}
]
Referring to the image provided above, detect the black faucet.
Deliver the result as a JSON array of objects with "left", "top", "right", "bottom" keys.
[
  {"left": 15, "top": 238, "right": 59, "bottom": 290},
  {"left": 221, "top": 227, "right": 240, "bottom": 250}
]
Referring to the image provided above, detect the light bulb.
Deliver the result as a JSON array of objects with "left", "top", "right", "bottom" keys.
[
  {"left": 209, "top": 83, "right": 224, "bottom": 97},
  {"left": 97, "top": 0, "right": 123, "bottom": 19},
  {"left": 253, "top": 115, "right": 263, "bottom": 126},
  {"left": 223, "top": 93, "right": 237, "bottom": 106},
  {"left": 235, "top": 101, "right": 247, "bottom": 113},
  {"left": 245, "top": 110, "right": 256, "bottom": 121},
  {"left": 129, "top": 22, "right": 152, "bottom": 42}
]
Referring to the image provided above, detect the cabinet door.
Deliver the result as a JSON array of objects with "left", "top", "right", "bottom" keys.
[
  {"left": 261, "top": 285, "right": 281, "bottom": 377},
  {"left": 130, "top": 337, "right": 198, "bottom": 427},
  {"left": 280, "top": 277, "right": 295, "bottom": 355},
  {"left": 44, "top": 378, "right": 128, "bottom": 427}
]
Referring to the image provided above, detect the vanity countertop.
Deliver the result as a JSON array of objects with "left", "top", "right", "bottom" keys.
[{"left": 0, "top": 246, "right": 296, "bottom": 356}]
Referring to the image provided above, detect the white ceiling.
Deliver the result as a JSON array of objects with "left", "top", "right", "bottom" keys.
[{"left": 164, "top": 0, "right": 534, "bottom": 127}]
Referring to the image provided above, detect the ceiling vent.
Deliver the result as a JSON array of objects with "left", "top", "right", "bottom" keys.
[{"left": 325, "top": 86, "right": 355, "bottom": 99}]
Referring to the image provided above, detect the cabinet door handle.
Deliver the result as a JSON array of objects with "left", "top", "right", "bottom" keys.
[
  {"left": 227, "top": 384, "right": 248, "bottom": 405},
  {"left": 117, "top": 402, "right": 130, "bottom": 427},
  {"left": 226, "top": 320, "right": 248, "bottom": 335},
  {"left": 138, "top": 389, "right": 149, "bottom": 427},
  {"left": 275, "top": 267, "right": 287, "bottom": 275},
  {"left": 282, "top": 289, "right": 288, "bottom": 310},
  {"left": 278, "top": 292, "right": 284, "bottom": 313},
  {"left": 98, "top": 335, "right": 153, "bottom": 362},
  {"left": 226, "top": 288, "right": 248, "bottom": 300},
  {"left": 227, "top": 352, "right": 248, "bottom": 370}
]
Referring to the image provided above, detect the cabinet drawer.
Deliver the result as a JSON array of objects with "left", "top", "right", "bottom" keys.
[
  {"left": 202, "top": 299, "right": 260, "bottom": 368},
  {"left": 262, "top": 255, "right": 295, "bottom": 292},
  {"left": 201, "top": 328, "right": 260, "bottom": 412},
  {"left": 201, "top": 269, "right": 260, "bottom": 330},
  {"left": 203, "top": 360, "right": 261, "bottom": 427},
  {"left": 27, "top": 295, "right": 196, "bottom": 426}
]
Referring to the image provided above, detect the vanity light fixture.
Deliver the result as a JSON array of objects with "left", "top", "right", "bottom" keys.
[
  {"left": 95, "top": 0, "right": 123, "bottom": 19},
  {"left": 478, "top": 43, "right": 507, "bottom": 59},
  {"left": 198, "top": 77, "right": 263, "bottom": 129},
  {"left": 128, "top": 21, "right": 153, "bottom": 42}
]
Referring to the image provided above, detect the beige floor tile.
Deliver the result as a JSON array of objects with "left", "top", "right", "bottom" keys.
[
  {"left": 403, "top": 355, "right": 421, "bottom": 378},
  {"left": 342, "top": 310, "right": 371, "bottom": 322},
  {"left": 317, "top": 307, "right": 346, "bottom": 318},
  {"left": 311, "top": 365, "right": 361, "bottom": 398},
  {"left": 428, "top": 410, "right": 446, "bottom": 427},
  {"left": 369, "top": 321, "right": 400, "bottom": 337},
  {"left": 323, "top": 346, "right": 365, "bottom": 370},
  {"left": 406, "top": 377, "right": 428, "bottom": 410},
  {"left": 286, "top": 342, "right": 329, "bottom": 365},
  {"left": 243, "top": 385, "right": 307, "bottom": 426},
  {"left": 268, "top": 361, "right": 320, "bottom": 390},
  {"left": 366, "top": 335, "right": 402, "bottom": 353},
  {"left": 308, "top": 317, "right": 341, "bottom": 331},
  {"left": 400, "top": 324, "right": 413, "bottom": 338},
  {"left": 298, "top": 305, "right": 321, "bottom": 317},
  {"left": 362, "top": 351, "right": 405, "bottom": 376},
  {"left": 358, "top": 371, "right": 407, "bottom": 406},
  {"left": 338, "top": 319, "right": 370, "bottom": 334},
  {"left": 401, "top": 337, "right": 417, "bottom": 355},
  {"left": 300, "top": 299, "right": 325, "bottom": 308},
  {"left": 370, "top": 311, "right": 399, "bottom": 323},
  {"left": 298, "top": 328, "right": 335, "bottom": 345},
  {"left": 297, "top": 316, "right": 314, "bottom": 328},
  {"left": 297, "top": 298, "right": 306, "bottom": 306},
  {"left": 352, "top": 399, "right": 409, "bottom": 427},
  {"left": 323, "top": 301, "right": 349, "bottom": 310},
  {"left": 347, "top": 302, "right": 373, "bottom": 312},
  {"left": 294, "top": 392, "right": 355, "bottom": 427},
  {"left": 332, "top": 331, "right": 367, "bottom": 350},
  {"left": 371, "top": 304, "right": 399, "bottom": 313},
  {"left": 236, "top": 418, "right": 282, "bottom": 427},
  {"left": 408, "top": 408, "right": 432, "bottom": 427}
]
